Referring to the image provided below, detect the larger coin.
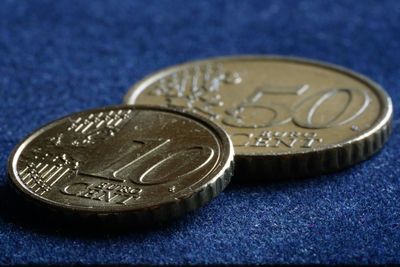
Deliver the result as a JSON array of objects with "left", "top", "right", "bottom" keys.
[
  {"left": 124, "top": 56, "right": 393, "bottom": 178},
  {"left": 8, "top": 106, "right": 234, "bottom": 221}
]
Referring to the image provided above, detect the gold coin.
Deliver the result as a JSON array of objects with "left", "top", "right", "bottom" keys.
[
  {"left": 8, "top": 106, "right": 234, "bottom": 221},
  {"left": 124, "top": 56, "right": 392, "bottom": 179}
]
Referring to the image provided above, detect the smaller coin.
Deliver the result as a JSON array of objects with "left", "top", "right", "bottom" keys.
[{"left": 8, "top": 105, "right": 234, "bottom": 222}]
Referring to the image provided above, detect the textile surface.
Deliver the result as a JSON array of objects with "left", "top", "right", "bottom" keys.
[{"left": 0, "top": 0, "right": 399, "bottom": 265}]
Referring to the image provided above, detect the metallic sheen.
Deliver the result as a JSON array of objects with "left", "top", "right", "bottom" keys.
[
  {"left": 124, "top": 56, "right": 393, "bottom": 178},
  {"left": 8, "top": 106, "right": 234, "bottom": 221}
]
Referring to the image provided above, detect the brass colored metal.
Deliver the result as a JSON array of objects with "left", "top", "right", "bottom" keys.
[
  {"left": 8, "top": 106, "right": 234, "bottom": 220},
  {"left": 124, "top": 56, "right": 393, "bottom": 178}
]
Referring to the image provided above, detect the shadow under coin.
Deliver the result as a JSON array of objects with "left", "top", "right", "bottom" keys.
[
  {"left": 0, "top": 154, "right": 370, "bottom": 239},
  {"left": 0, "top": 179, "right": 197, "bottom": 239}
]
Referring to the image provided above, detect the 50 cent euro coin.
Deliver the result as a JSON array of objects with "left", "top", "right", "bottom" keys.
[{"left": 124, "top": 56, "right": 392, "bottom": 179}]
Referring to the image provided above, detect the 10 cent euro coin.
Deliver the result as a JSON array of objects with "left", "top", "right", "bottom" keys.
[
  {"left": 124, "top": 56, "right": 392, "bottom": 178},
  {"left": 8, "top": 106, "right": 234, "bottom": 221}
]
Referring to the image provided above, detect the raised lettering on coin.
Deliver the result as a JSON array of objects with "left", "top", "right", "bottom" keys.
[
  {"left": 8, "top": 106, "right": 234, "bottom": 218},
  {"left": 125, "top": 56, "right": 392, "bottom": 178}
]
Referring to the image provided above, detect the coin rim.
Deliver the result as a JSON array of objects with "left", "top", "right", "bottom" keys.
[
  {"left": 123, "top": 55, "right": 393, "bottom": 157},
  {"left": 8, "top": 105, "right": 234, "bottom": 214}
]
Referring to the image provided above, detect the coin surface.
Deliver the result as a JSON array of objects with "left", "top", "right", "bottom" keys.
[
  {"left": 8, "top": 106, "right": 234, "bottom": 221},
  {"left": 124, "top": 56, "right": 392, "bottom": 178}
]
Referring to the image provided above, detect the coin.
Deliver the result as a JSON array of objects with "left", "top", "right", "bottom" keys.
[
  {"left": 8, "top": 106, "right": 234, "bottom": 221},
  {"left": 124, "top": 56, "right": 393, "bottom": 178}
]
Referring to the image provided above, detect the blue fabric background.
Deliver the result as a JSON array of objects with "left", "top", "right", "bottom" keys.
[{"left": 0, "top": 0, "right": 399, "bottom": 265}]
